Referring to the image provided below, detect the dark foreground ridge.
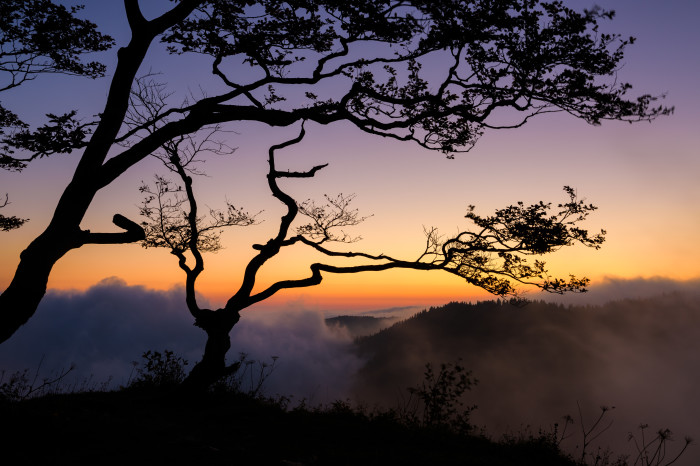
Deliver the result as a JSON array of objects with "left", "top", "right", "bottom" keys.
[{"left": 4, "top": 389, "right": 576, "bottom": 466}]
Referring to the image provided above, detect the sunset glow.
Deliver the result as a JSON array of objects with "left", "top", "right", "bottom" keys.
[{"left": 1, "top": 0, "right": 698, "bottom": 312}]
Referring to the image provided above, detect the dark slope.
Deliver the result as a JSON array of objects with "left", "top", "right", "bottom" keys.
[{"left": 3, "top": 389, "right": 577, "bottom": 466}]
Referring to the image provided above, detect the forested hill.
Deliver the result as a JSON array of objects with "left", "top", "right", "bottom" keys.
[
  {"left": 350, "top": 293, "right": 700, "bottom": 462},
  {"left": 356, "top": 294, "right": 700, "bottom": 371}
]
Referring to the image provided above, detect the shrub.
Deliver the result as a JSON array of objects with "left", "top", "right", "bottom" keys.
[
  {"left": 129, "top": 350, "right": 188, "bottom": 389},
  {"left": 399, "top": 358, "right": 478, "bottom": 433},
  {"left": 0, "top": 361, "right": 74, "bottom": 402}
]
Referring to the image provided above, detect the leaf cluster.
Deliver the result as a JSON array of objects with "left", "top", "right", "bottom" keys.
[
  {"left": 431, "top": 186, "right": 605, "bottom": 296},
  {"left": 0, "top": 193, "right": 26, "bottom": 231},
  {"left": 0, "top": 0, "right": 114, "bottom": 86},
  {"left": 153, "top": 0, "right": 670, "bottom": 157},
  {"left": 0, "top": 1, "right": 113, "bottom": 163},
  {"left": 297, "top": 193, "right": 371, "bottom": 243},
  {"left": 139, "top": 175, "right": 257, "bottom": 255},
  {"left": 6, "top": 111, "right": 94, "bottom": 162}
]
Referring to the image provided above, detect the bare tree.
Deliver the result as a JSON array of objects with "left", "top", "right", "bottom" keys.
[{"left": 0, "top": 1, "right": 670, "bottom": 350}]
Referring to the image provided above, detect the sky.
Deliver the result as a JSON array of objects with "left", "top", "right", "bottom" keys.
[{"left": 1, "top": 0, "right": 699, "bottom": 313}]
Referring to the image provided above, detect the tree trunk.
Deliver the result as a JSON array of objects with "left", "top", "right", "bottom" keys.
[
  {"left": 0, "top": 2, "right": 198, "bottom": 344},
  {"left": 0, "top": 226, "right": 76, "bottom": 343},
  {"left": 182, "top": 329, "right": 231, "bottom": 391},
  {"left": 182, "top": 309, "right": 241, "bottom": 391}
]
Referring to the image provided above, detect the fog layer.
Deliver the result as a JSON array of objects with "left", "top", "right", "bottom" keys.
[{"left": 1, "top": 277, "right": 698, "bottom": 464}]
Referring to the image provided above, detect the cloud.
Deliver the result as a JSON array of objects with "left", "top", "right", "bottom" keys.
[
  {"left": 0, "top": 278, "right": 363, "bottom": 402},
  {"left": 544, "top": 276, "right": 700, "bottom": 305},
  {"left": 231, "top": 308, "right": 364, "bottom": 402},
  {"left": 0, "top": 278, "right": 202, "bottom": 385}
]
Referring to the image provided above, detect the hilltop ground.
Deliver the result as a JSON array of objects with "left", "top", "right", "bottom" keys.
[{"left": 3, "top": 388, "right": 576, "bottom": 466}]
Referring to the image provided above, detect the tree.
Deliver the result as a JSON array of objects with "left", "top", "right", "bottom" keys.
[
  {"left": 143, "top": 119, "right": 605, "bottom": 388},
  {"left": 0, "top": 1, "right": 670, "bottom": 382},
  {"left": 0, "top": 0, "right": 114, "bottom": 229}
]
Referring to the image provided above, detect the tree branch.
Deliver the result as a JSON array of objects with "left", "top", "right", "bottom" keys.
[
  {"left": 227, "top": 123, "right": 312, "bottom": 306},
  {"left": 79, "top": 214, "right": 145, "bottom": 245},
  {"left": 123, "top": 0, "right": 147, "bottom": 31}
]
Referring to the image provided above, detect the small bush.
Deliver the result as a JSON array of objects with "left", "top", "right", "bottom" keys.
[
  {"left": 399, "top": 358, "right": 478, "bottom": 433},
  {"left": 129, "top": 350, "right": 189, "bottom": 389},
  {"left": 0, "top": 362, "right": 74, "bottom": 402},
  {"left": 0, "top": 369, "right": 31, "bottom": 402}
]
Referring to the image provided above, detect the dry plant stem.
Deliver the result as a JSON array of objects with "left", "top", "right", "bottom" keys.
[
  {"left": 577, "top": 402, "right": 615, "bottom": 462},
  {"left": 629, "top": 424, "right": 692, "bottom": 466}
]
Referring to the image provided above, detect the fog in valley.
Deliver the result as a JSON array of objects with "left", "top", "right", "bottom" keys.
[{"left": 1, "top": 276, "right": 699, "bottom": 464}]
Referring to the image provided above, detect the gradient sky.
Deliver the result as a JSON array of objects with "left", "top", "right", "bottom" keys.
[{"left": 1, "top": 0, "right": 699, "bottom": 312}]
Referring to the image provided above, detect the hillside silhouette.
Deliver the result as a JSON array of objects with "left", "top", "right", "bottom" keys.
[
  {"left": 350, "top": 294, "right": 700, "bottom": 464},
  {"left": 4, "top": 388, "right": 581, "bottom": 466}
]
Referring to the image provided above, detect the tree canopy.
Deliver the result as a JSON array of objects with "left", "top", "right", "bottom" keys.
[
  {"left": 0, "top": 0, "right": 114, "bottom": 166},
  {"left": 0, "top": 0, "right": 114, "bottom": 230}
]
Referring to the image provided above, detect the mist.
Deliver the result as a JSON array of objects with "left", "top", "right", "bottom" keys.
[
  {"left": 352, "top": 292, "right": 700, "bottom": 466},
  {"left": 1, "top": 276, "right": 699, "bottom": 464},
  {"left": 0, "top": 277, "right": 362, "bottom": 402},
  {"left": 545, "top": 276, "right": 700, "bottom": 305}
]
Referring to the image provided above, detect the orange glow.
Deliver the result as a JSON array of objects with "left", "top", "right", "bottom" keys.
[{"left": 2, "top": 0, "right": 700, "bottom": 312}]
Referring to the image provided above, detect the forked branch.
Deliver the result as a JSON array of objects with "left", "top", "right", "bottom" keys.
[{"left": 227, "top": 125, "right": 605, "bottom": 308}]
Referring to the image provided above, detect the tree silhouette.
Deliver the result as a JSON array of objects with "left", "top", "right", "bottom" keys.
[
  {"left": 0, "top": 0, "right": 114, "bottom": 229},
  {"left": 143, "top": 121, "right": 604, "bottom": 388},
  {"left": 0, "top": 1, "right": 671, "bottom": 364}
]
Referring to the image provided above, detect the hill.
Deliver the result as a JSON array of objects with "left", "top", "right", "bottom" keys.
[{"left": 351, "top": 295, "right": 700, "bottom": 465}]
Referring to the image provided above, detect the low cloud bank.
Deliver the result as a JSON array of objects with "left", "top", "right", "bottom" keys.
[
  {"left": 545, "top": 276, "right": 700, "bottom": 305},
  {"left": 0, "top": 278, "right": 201, "bottom": 384},
  {"left": 0, "top": 278, "right": 362, "bottom": 401},
  {"left": 231, "top": 309, "right": 364, "bottom": 402}
]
